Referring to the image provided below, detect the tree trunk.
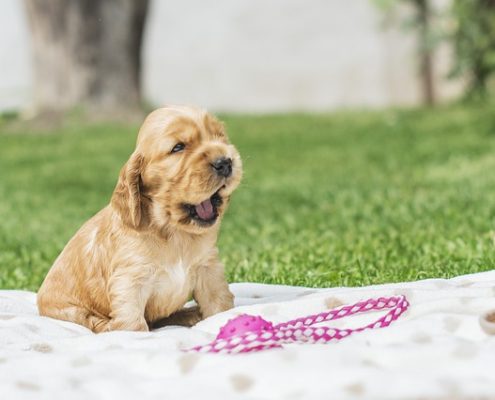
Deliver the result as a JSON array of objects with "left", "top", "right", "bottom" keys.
[
  {"left": 414, "top": 0, "right": 435, "bottom": 106},
  {"left": 24, "top": 0, "right": 148, "bottom": 118}
]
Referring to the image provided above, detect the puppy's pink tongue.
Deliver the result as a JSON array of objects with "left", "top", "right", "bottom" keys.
[{"left": 195, "top": 198, "right": 214, "bottom": 220}]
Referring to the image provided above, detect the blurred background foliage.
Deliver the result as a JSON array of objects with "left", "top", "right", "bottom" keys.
[
  {"left": 374, "top": 0, "right": 495, "bottom": 103},
  {"left": 1, "top": 0, "right": 493, "bottom": 121},
  {"left": 450, "top": 0, "right": 495, "bottom": 99}
]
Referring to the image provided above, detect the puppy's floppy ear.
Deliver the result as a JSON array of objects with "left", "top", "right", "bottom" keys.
[{"left": 111, "top": 152, "right": 145, "bottom": 228}]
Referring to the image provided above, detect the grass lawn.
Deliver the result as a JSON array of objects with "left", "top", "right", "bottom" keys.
[{"left": 1, "top": 105, "right": 495, "bottom": 291}]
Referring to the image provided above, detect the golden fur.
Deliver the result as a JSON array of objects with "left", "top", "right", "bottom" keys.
[{"left": 37, "top": 106, "right": 242, "bottom": 332}]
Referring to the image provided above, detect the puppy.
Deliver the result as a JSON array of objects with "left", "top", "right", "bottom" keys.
[{"left": 37, "top": 106, "right": 242, "bottom": 332}]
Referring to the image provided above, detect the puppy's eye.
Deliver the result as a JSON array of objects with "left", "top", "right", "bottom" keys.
[{"left": 171, "top": 143, "right": 185, "bottom": 153}]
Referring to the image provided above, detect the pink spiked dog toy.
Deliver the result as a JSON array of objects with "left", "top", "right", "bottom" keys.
[
  {"left": 216, "top": 314, "right": 275, "bottom": 340},
  {"left": 190, "top": 295, "right": 409, "bottom": 354}
]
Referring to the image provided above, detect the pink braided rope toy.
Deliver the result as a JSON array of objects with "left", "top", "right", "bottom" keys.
[{"left": 190, "top": 295, "right": 409, "bottom": 354}]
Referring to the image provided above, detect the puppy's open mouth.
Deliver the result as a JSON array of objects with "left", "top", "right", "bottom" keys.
[{"left": 183, "top": 187, "right": 224, "bottom": 226}]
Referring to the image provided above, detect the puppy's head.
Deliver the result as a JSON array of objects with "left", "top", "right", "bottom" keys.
[{"left": 111, "top": 106, "right": 242, "bottom": 234}]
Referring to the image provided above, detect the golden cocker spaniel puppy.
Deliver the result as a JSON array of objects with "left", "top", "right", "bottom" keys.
[{"left": 37, "top": 106, "right": 242, "bottom": 332}]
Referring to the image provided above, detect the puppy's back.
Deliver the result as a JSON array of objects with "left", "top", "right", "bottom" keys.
[{"left": 37, "top": 207, "right": 113, "bottom": 328}]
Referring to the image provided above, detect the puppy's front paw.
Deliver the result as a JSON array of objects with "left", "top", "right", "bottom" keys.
[{"left": 109, "top": 317, "right": 149, "bottom": 332}]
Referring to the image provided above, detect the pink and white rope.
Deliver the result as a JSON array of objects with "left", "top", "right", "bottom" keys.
[{"left": 190, "top": 295, "right": 409, "bottom": 354}]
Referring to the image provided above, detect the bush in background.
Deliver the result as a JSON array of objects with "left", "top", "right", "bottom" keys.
[{"left": 449, "top": 0, "right": 495, "bottom": 100}]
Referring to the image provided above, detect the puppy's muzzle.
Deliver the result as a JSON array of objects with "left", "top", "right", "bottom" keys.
[{"left": 211, "top": 157, "right": 233, "bottom": 178}]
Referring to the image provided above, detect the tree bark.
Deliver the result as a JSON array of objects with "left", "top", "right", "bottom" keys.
[{"left": 24, "top": 0, "right": 148, "bottom": 118}]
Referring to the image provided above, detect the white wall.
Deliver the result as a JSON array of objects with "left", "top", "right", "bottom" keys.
[
  {"left": 0, "top": 0, "right": 460, "bottom": 113},
  {"left": 0, "top": 0, "right": 32, "bottom": 111}
]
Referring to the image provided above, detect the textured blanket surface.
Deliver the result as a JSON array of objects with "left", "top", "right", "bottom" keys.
[{"left": 1, "top": 271, "right": 495, "bottom": 400}]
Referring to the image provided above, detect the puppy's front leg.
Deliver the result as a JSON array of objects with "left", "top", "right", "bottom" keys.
[
  {"left": 106, "top": 272, "right": 150, "bottom": 332},
  {"left": 194, "top": 257, "right": 234, "bottom": 320}
]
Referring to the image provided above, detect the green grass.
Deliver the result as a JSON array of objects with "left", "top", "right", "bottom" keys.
[{"left": 1, "top": 105, "right": 495, "bottom": 291}]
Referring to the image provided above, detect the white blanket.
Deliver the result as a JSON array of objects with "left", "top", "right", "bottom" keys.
[{"left": 1, "top": 271, "right": 495, "bottom": 400}]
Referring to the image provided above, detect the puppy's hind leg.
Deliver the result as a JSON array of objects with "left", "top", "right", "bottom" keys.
[
  {"left": 37, "top": 295, "right": 111, "bottom": 333},
  {"left": 151, "top": 306, "right": 202, "bottom": 329}
]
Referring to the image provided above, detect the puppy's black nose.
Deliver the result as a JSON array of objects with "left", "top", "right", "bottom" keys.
[{"left": 211, "top": 157, "right": 232, "bottom": 178}]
